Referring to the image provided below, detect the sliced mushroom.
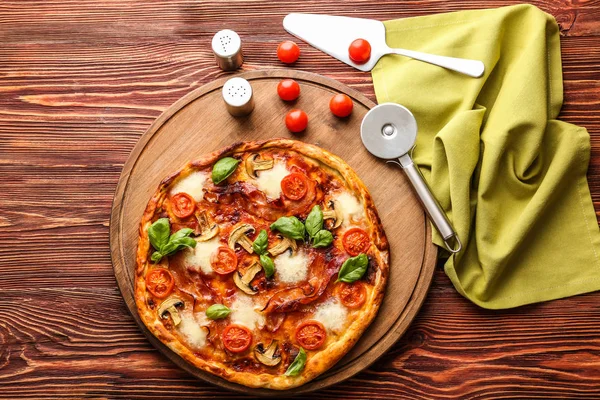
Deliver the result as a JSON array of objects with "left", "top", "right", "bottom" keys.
[
  {"left": 158, "top": 296, "right": 184, "bottom": 326},
  {"left": 245, "top": 153, "right": 274, "bottom": 178},
  {"left": 233, "top": 262, "right": 262, "bottom": 295},
  {"left": 228, "top": 223, "right": 255, "bottom": 253},
  {"left": 267, "top": 235, "right": 297, "bottom": 257},
  {"left": 254, "top": 340, "right": 281, "bottom": 367},
  {"left": 322, "top": 200, "right": 343, "bottom": 229},
  {"left": 195, "top": 210, "right": 219, "bottom": 241}
]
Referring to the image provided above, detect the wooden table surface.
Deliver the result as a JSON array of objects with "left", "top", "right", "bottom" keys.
[{"left": 1, "top": 1, "right": 599, "bottom": 399}]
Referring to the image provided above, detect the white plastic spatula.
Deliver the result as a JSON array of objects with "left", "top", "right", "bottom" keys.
[{"left": 283, "top": 13, "right": 485, "bottom": 78}]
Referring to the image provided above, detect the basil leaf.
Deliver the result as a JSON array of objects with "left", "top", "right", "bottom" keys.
[
  {"left": 162, "top": 236, "right": 196, "bottom": 256},
  {"left": 171, "top": 236, "right": 197, "bottom": 248},
  {"left": 285, "top": 348, "right": 307, "bottom": 377},
  {"left": 148, "top": 221, "right": 196, "bottom": 263},
  {"left": 148, "top": 218, "right": 170, "bottom": 251},
  {"left": 211, "top": 157, "right": 240, "bottom": 185},
  {"left": 205, "top": 304, "right": 231, "bottom": 320},
  {"left": 337, "top": 253, "right": 368, "bottom": 283},
  {"left": 169, "top": 227, "right": 194, "bottom": 242},
  {"left": 270, "top": 216, "right": 306, "bottom": 241},
  {"left": 151, "top": 251, "right": 164, "bottom": 263},
  {"left": 305, "top": 205, "right": 323, "bottom": 238},
  {"left": 252, "top": 229, "right": 269, "bottom": 255},
  {"left": 158, "top": 241, "right": 177, "bottom": 256},
  {"left": 260, "top": 254, "right": 275, "bottom": 278},
  {"left": 312, "top": 230, "right": 333, "bottom": 248}
]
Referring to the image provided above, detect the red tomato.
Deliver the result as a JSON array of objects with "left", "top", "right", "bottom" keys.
[
  {"left": 285, "top": 109, "right": 308, "bottom": 133},
  {"left": 146, "top": 268, "right": 175, "bottom": 299},
  {"left": 210, "top": 246, "right": 238, "bottom": 275},
  {"left": 222, "top": 324, "right": 253, "bottom": 353},
  {"left": 329, "top": 93, "right": 354, "bottom": 118},
  {"left": 342, "top": 228, "right": 370, "bottom": 256},
  {"left": 171, "top": 192, "right": 195, "bottom": 218},
  {"left": 295, "top": 320, "right": 327, "bottom": 350},
  {"left": 281, "top": 173, "right": 309, "bottom": 200},
  {"left": 277, "top": 40, "right": 300, "bottom": 64},
  {"left": 277, "top": 79, "right": 301, "bottom": 101},
  {"left": 336, "top": 281, "right": 367, "bottom": 309},
  {"left": 348, "top": 38, "right": 371, "bottom": 64}
]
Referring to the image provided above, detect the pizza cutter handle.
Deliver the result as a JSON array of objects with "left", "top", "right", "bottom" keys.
[{"left": 394, "top": 155, "right": 462, "bottom": 254}]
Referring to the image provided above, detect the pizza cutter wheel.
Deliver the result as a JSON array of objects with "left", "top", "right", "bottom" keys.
[{"left": 360, "top": 103, "right": 462, "bottom": 253}]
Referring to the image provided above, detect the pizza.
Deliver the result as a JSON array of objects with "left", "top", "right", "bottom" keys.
[{"left": 135, "top": 138, "right": 389, "bottom": 390}]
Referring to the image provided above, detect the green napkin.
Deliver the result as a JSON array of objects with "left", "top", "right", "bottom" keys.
[{"left": 372, "top": 4, "right": 600, "bottom": 309}]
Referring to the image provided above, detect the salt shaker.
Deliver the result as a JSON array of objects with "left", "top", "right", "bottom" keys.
[{"left": 222, "top": 77, "right": 254, "bottom": 117}]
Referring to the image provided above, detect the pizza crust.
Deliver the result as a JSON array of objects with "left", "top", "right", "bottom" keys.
[{"left": 135, "top": 138, "right": 389, "bottom": 390}]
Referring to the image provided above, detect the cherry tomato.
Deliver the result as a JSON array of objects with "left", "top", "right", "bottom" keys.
[
  {"left": 285, "top": 109, "right": 308, "bottom": 133},
  {"left": 329, "top": 93, "right": 354, "bottom": 118},
  {"left": 295, "top": 320, "right": 327, "bottom": 350},
  {"left": 348, "top": 38, "right": 371, "bottom": 64},
  {"left": 171, "top": 192, "right": 195, "bottom": 219},
  {"left": 210, "top": 246, "right": 238, "bottom": 275},
  {"left": 277, "top": 79, "right": 301, "bottom": 101},
  {"left": 222, "top": 324, "right": 253, "bottom": 353},
  {"left": 336, "top": 281, "right": 367, "bottom": 309},
  {"left": 146, "top": 268, "right": 175, "bottom": 299},
  {"left": 342, "top": 228, "right": 370, "bottom": 256},
  {"left": 277, "top": 40, "right": 300, "bottom": 64},
  {"left": 281, "top": 173, "right": 309, "bottom": 200}
]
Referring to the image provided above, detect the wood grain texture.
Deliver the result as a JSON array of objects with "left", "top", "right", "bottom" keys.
[{"left": 1, "top": 0, "right": 600, "bottom": 398}]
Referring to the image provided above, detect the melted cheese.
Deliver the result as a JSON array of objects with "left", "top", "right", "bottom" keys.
[
  {"left": 230, "top": 294, "right": 265, "bottom": 329},
  {"left": 255, "top": 162, "right": 289, "bottom": 199},
  {"left": 183, "top": 237, "right": 221, "bottom": 275},
  {"left": 335, "top": 191, "right": 365, "bottom": 226},
  {"left": 170, "top": 171, "right": 207, "bottom": 201},
  {"left": 314, "top": 300, "right": 348, "bottom": 332},
  {"left": 274, "top": 249, "right": 308, "bottom": 283},
  {"left": 177, "top": 312, "right": 208, "bottom": 349}
]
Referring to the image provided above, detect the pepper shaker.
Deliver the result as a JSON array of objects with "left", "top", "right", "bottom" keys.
[{"left": 211, "top": 30, "right": 243, "bottom": 71}]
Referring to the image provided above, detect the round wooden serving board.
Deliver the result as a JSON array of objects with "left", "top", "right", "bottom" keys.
[{"left": 110, "top": 69, "right": 437, "bottom": 396}]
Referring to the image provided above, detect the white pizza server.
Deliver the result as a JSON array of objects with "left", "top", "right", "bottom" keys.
[{"left": 283, "top": 13, "right": 484, "bottom": 78}]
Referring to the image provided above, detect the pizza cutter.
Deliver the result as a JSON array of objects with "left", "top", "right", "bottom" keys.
[{"left": 360, "top": 103, "right": 462, "bottom": 253}]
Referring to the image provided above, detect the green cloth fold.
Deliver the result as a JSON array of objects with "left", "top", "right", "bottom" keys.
[{"left": 372, "top": 4, "right": 600, "bottom": 309}]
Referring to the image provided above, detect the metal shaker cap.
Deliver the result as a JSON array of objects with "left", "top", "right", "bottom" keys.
[
  {"left": 222, "top": 77, "right": 254, "bottom": 117},
  {"left": 212, "top": 30, "right": 243, "bottom": 71}
]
